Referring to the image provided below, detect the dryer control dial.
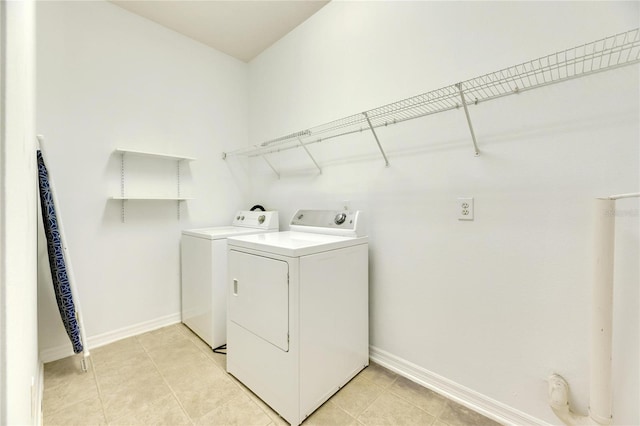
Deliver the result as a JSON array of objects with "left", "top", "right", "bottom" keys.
[
  {"left": 258, "top": 215, "right": 266, "bottom": 224},
  {"left": 334, "top": 212, "right": 347, "bottom": 225}
]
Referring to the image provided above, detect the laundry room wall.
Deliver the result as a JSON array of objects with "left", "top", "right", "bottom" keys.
[
  {"left": 246, "top": 2, "right": 639, "bottom": 425},
  {"left": 36, "top": 1, "right": 250, "bottom": 360},
  {"left": 1, "top": 1, "right": 39, "bottom": 423}
]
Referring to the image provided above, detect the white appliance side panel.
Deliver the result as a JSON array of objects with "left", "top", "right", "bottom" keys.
[
  {"left": 211, "top": 239, "right": 228, "bottom": 348},
  {"left": 228, "top": 250, "right": 290, "bottom": 351},
  {"left": 299, "top": 243, "right": 370, "bottom": 418},
  {"left": 181, "top": 235, "right": 215, "bottom": 347}
]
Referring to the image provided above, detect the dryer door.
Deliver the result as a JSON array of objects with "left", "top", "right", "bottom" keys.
[{"left": 228, "top": 250, "right": 289, "bottom": 352}]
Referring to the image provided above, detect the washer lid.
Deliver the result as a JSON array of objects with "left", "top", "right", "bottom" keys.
[
  {"left": 227, "top": 231, "right": 368, "bottom": 257},
  {"left": 182, "top": 226, "right": 276, "bottom": 240}
]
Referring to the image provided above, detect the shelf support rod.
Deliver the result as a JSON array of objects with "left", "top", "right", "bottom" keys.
[
  {"left": 363, "top": 112, "right": 390, "bottom": 167},
  {"left": 262, "top": 156, "right": 281, "bottom": 179},
  {"left": 456, "top": 83, "right": 480, "bottom": 157},
  {"left": 297, "top": 137, "right": 322, "bottom": 174},
  {"left": 120, "top": 152, "right": 126, "bottom": 223},
  {"left": 177, "top": 161, "right": 181, "bottom": 220}
]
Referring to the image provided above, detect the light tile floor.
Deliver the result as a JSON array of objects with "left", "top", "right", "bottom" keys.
[{"left": 43, "top": 324, "right": 502, "bottom": 426}]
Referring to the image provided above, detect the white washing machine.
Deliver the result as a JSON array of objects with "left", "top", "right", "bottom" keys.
[
  {"left": 181, "top": 210, "right": 279, "bottom": 350},
  {"left": 226, "top": 209, "right": 368, "bottom": 425}
]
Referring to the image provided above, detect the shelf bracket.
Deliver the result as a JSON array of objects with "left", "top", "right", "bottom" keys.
[
  {"left": 363, "top": 112, "right": 390, "bottom": 167},
  {"left": 456, "top": 83, "right": 480, "bottom": 157},
  {"left": 297, "top": 137, "right": 322, "bottom": 174},
  {"left": 262, "top": 156, "right": 281, "bottom": 179},
  {"left": 177, "top": 161, "right": 181, "bottom": 220},
  {"left": 120, "top": 152, "right": 126, "bottom": 222}
]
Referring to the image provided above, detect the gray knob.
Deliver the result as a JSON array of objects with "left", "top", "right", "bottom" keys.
[
  {"left": 258, "top": 215, "right": 266, "bottom": 224},
  {"left": 334, "top": 213, "right": 347, "bottom": 225}
]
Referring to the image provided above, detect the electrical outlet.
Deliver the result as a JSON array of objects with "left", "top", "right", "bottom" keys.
[{"left": 458, "top": 197, "right": 474, "bottom": 221}]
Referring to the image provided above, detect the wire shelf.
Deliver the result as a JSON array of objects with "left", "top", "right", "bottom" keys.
[{"left": 223, "top": 28, "right": 640, "bottom": 162}]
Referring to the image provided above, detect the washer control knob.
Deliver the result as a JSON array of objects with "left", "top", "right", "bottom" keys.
[
  {"left": 241, "top": 216, "right": 245, "bottom": 220},
  {"left": 334, "top": 212, "right": 347, "bottom": 225},
  {"left": 236, "top": 216, "right": 241, "bottom": 220},
  {"left": 258, "top": 215, "right": 266, "bottom": 224}
]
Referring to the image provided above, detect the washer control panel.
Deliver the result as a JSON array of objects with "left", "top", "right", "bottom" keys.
[
  {"left": 290, "top": 209, "right": 365, "bottom": 236},
  {"left": 232, "top": 211, "right": 279, "bottom": 229}
]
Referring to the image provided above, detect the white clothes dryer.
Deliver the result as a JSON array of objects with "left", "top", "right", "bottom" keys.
[
  {"left": 181, "top": 210, "right": 278, "bottom": 350},
  {"left": 226, "top": 209, "right": 369, "bottom": 426}
]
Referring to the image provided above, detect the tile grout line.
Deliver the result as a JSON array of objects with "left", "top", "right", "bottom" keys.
[
  {"left": 176, "top": 324, "right": 279, "bottom": 426},
  {"left": 134, "top": 332, "right": 197, "bottom": 426},
  {"left": 383, "top": 378, "right": 449, "bottom": 423},
  {"left": 349, "top": 374, "right": 397, "bottom": 424},
  {"left": 87, "top": 356, "right": 110, "bottom": 425},
  {"left": 355, "top": 371, "right": 450, "bottom": 426}
]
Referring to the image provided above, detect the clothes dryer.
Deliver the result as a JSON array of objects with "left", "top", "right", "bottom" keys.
[
  {"left": 181, "top": 210, "right": 278, "bottom": 350},
  {"left": 226, "top": 209, "right": 368, "bottom": 425}
]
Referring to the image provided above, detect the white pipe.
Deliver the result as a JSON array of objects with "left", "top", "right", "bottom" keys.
[
  {"left": 550, "top": 193, "right": 640, "bottom": 425},
  {"left": 589, "top": 198, "right": 615, "bottom": 425},
  {"left": 37, "top": 135, "right": 90, "bottom": 371},
  {"left": 606, "top": 192, "right": 640, "bottom": 200}
]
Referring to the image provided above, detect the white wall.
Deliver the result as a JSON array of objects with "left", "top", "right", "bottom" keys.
[
  {"left": 247, "top": 2, "right": 639, "bottom": 424},
  {"left": 1, "top": 0, "right": 40, "bottom": 424},
  {"left": 36, "top": 1, "right": 250, "bottom": 358}
]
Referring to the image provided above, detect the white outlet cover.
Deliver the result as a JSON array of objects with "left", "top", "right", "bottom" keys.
[{"left": 458, "top": 197, "right": 474, "bottom": 221}]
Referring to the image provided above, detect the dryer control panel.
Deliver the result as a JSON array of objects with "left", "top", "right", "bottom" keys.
[{"left": 289, "top": 209, "right": 365, "bottom": 237}]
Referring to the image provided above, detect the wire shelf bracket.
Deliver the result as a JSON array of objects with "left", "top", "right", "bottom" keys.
[
  {"left": 363, "top": 111, "right": 390, "bottom": 167},
  {"left": 262, "top": 155, "right": 281, "bottom": 179},
  {"left": 298, "top": 137, "right": 322, "bottom": 174},
  {"left": 456, "top": 83, "right": 480, "bottom": 157},
  {"left": 222, "top": 28, "right": 640, "bottom": 173}
]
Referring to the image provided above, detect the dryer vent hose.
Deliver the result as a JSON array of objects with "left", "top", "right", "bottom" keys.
[{"left": 250, "top": 204, "right": 266, "bottom": 211}]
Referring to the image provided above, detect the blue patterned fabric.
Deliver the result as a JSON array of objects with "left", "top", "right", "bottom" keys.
[{"left": 37, "top": 150, "right": 83, "bottom": 354}]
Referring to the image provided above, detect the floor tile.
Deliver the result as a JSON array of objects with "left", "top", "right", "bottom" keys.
[
  {"left": 93, "top": 352, "right": 158, "bottom": 389},
  {"left": 232, "top": 380, "right": 289, "bottom": 426},
  {"left": 388, "top": 376, "right": 448, "bottom": 417},
  {"left": 195, "top": 392, "right": 272, "bottom": 426},
  {"left": 41, "top": 326, "right": 504, "bottom": 426},
  {"left": 358, "top": 363, "right": 398, "bottom": 388},
  {"left": 43, "top": 375, "right": 99, "bottom": 416},
  {"left": 146, "top": 338, "right": 211, "bottom": 373},
  {"left": 99, "top": 370, "right": 172, "bottom": 422},
  {"left": 160, "top": 353, "right": 227, "bottom": 391},
  {"left": 109, "top": 393, "right": 191, "bottom": 426},
  {"left": 43, "top": 393, "right": 106, "bottom": 426},
  {"left": 43, "top": 354, "right": 92, "bottom": 389},
  {"left": 136, "top": 324, "right": 191, "bottom": 352},
  {"left": 330, "top": 374, "right": 385, "bottom": 418},
  {"left": 90, "top": 337, "right": 146, "bottom": 369},
  {"left": 173, "top": 373, "right": 242, "bottom": 420},
  {"left": 303, "top": 400, "right": 358, "bottom": 426},
  {"left": 438, "top": 400, "right": 502, "bottom": 426},
  {"left": 357, "top": 392, "right": 435, "bottom": 426}
]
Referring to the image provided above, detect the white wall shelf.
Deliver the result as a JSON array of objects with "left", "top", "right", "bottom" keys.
[
  {"left": 114, "top": 148, "right": 195, "bottom": 162},
  {"left": 113, "top": 148, "right": 195, "bottom": 222},
  {"left": 223, "top": 28, "right": 640, "bottom": 175},
  {"left": 110, "top": 196, "right": 194, "bottom": 201}
]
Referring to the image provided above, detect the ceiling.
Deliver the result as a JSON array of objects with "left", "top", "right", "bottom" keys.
[{"left": 110, "top": 0, "right": 330, "bottom": 62}]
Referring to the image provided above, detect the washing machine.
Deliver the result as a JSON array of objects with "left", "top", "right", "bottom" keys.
[
  {"left": 180, "top": 210, "right": 278, "bottom": 350},
  {"left": 226, "top": 209, "right": 368, "bottom": 425}
]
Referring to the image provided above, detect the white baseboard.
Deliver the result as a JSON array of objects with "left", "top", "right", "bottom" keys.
[
  {"left": 39, "top": 312, "right": 181, "bottom": 363},
  {"left": 369, "top": 345, "right": 548, "bottom": 426}
]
